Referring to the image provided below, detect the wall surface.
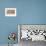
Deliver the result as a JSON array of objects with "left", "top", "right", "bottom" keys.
[{"left": 0, "top": 0, "right": 46, "bottom": 44}]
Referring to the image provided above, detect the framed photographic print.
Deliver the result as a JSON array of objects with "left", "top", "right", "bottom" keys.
[{"left": 5, "top": 8, "right": 16, "bottom": 17}]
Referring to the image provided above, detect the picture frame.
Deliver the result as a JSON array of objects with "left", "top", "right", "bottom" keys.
[{"left": 5, "top": 8, "right": 16, "bottom": 17}]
